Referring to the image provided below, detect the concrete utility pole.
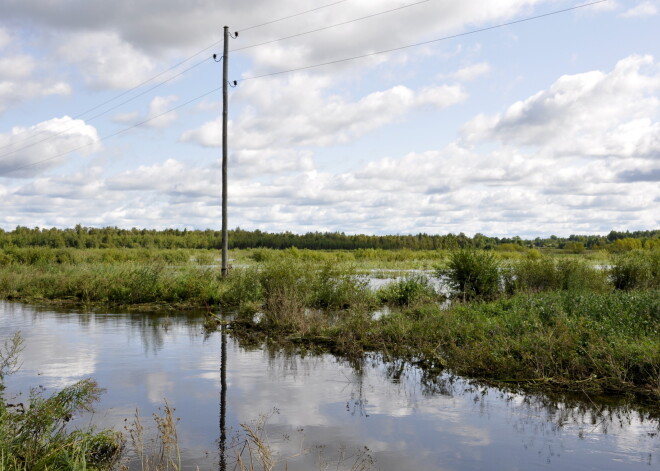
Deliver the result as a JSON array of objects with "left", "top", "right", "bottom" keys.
[{"left": 221, "top": 25, "right": 229, "bottom": 277}]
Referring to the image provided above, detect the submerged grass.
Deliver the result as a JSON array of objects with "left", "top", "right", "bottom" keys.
[
  {"left": 233, "top": 289, "right": 660, "bottom": 398},
  {"left": 2, "top": 247, "right": 659, "bottom": 397}
]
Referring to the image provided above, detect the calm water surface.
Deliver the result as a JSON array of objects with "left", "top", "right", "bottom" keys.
[{"left": 1, "top": 301, "right": 657, "bottom": 470}]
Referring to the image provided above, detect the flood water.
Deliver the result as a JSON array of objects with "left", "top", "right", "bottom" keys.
[{"left": 1, "top": 301, "right": 658, "bottom": 470}]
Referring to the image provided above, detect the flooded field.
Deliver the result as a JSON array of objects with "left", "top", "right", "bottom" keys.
[{"left": 1, "top": 301, "right": 658, "bottom": 470}]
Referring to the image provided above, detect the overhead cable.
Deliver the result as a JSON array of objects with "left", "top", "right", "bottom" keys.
[
  {"left": 0, "top": 1, "right": 346, "bottom": 154},
  {"left": 239, "top": 0, "right": 609, "bottom": 82},
  {"left": 5, "top": 87, "right": 221, "bottom": 174},
  {"left": 231, "top": 0, "right": 430, "bottom": 53}
]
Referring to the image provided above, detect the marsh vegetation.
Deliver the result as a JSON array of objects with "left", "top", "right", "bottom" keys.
[{"left": 1, "top": 242, "right": 658, "bottom": 398}]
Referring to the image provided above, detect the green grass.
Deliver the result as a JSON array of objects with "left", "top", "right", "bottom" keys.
[
  {"left": 1, "top": 378, "right": 122, "bottom": 471},
  {"left": 1, "top": 247, "right": 659, "bottom": 397},
  {"left": 0, "top": 263, "right": 223, "bottom": 307},
  {"left": 233, "top": 288, "right": 660, "bottom": 397}
]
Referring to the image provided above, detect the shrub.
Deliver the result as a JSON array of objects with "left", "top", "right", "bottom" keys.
[{"left": 438, "top": 250, "right": 500, "bottom": 301}]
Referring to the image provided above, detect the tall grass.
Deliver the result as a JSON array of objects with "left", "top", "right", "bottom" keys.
[
  {"left": 368, "top": 289, "right": 660, "bottom": 395},
  {"left": 226, "top": 259, "right": 377, "bottom": 334},
  {"left": 376, "top": 273, "right": 438, "bottom": 306},
  {"left": 505, "top": 254, "right": 610, "bottom": 294},
  {"left": 610, "top": 250, "right": 660, "bottom": 290},
  {"left": 1, "top": 375, "right": 122, "bottom": 470},
  {"left": 0, "top": 264, "right": 223, "bottom": 306}
]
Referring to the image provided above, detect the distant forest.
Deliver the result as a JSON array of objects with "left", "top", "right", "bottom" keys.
[{"left": 1, "top": 226, "right": 658, "bottom": 252}]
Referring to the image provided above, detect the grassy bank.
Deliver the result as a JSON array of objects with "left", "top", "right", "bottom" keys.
[
  {"left": 224, "top": 250, "right": 659, "bottom": 397},
  {"left": 1, "top": 247, "right": 659, "bottom": 397},
  {"left": 231, "top": 289, "right": 660, "bottom": 398}
]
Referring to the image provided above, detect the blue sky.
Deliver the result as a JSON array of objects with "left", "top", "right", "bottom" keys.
[{"left": 0, "top": 0, "right": 658, "bottom": 237}]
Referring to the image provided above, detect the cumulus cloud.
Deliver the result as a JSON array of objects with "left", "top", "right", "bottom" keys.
[
  {"left": 0, "top": 80, "right": 71, "bottom": 113},
  {"left": 112, "top": 111, "right": 140, "bottom": 125},
  {"left": 182, "top": 77, "right": 466, "bottom": 149},
  {"left": 0, "top": 34, "right": 71, "bottom": 112},
  {"left": 621, "top": 1, "right": 658, "bottom": 17},
  {"left": 0, "top": 52, "right": 70, "bottom": 112},
  {"left": 1, "top": 0, "right": 550, "bottom": 78},
  {"left": 441, "top": 62, "right": 491, "bottom": 82},
  {"left": 0, "top": 116, "right": 101, "bottom": 178},
  {"left": 462, "top": 55, "right": 660, "bottom": 158},
  {"left": 146, "top": 95, "right": 179, "bottom": 128},
  {"left": 235, "top": 0, "right": 549, "bottom": 74},
  {"left": 111, "top": 96, "right": 178, "bottom": 128},
  {"left": 57, "top": 31, "right": 155, "bottom": 89},
  {"left": 0, "top": 29, "right": 10, "bottom": 49},
  {"left": 0, "top": 55, "right": 35, "bottom": 80}
]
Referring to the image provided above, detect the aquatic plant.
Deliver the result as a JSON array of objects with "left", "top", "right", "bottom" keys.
[
  {"left": 1, "top": 333, "right": 123, "bottom": 470},
  {"left": 376, "top": 273, "right": 438, "bottom": 306}
]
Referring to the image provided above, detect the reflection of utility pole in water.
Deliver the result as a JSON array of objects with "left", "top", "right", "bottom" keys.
[
  {"left": 219, "top": 323, "right": 227, "bottom": 471},
  {"left": 346, "top": 360, "right": 369, "bottom": 417}
]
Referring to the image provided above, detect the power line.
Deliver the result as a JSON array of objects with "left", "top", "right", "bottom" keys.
[
  {"left": 0, "top": 46, "right": 219, "bottom": 155},
  {"left": 2, "top": 0, "right": 609, "bottom": 172},
  {"left": 231, "top": 0, "right": 430, "bottom": 53},
  {"left": 237, "top": 0, "right": 347, "bottom": 32},
  {"left": 4, "top": 87, "right": 221, "bottom": 174},
  {"left": 0, "top": 58, "right": 212, "bottom": 161},
  {"left": 0, "top": 1, "right": 346, "bottom": 155},
  {"left": 239, "top": 0, "right": 609, "bottom": 82}
]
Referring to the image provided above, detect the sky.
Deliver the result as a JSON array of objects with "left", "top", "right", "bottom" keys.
[{"left": 0, "top": 0, "right": 658, "bottom": 238}]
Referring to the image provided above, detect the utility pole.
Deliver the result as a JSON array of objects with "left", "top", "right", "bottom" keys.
[
  {"left": 214, "top": 26, "right": 237, "bottom": 277},
  {"left": 221, "top": 26, "right": 229, "bottom": 277}
]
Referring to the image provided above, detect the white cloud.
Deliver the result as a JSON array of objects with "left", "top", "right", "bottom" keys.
[
  {"left": 0, "top": 116, "right": 101, "bottom": 177},
  {"left": 462, "top": 55, "right": 660, "bottom": 158},
  {"left": 182, "top": 78, "right": 466, "bottom": 149},
  {"left": 112, "top": 111, "right": 140, "bottom": 125},
  {"left": 237, "top": 0, "right": 548, "bottom": 74},
  {"left": 146, "top": 95, "right": 178, "bottom": 128},
  {"left": 621, "top": 1, "right": 658, "bottom": 17},
  {"left": 0, "top": 29, "right": 10, "bottom": 49},
  {"left": 0, "top": 55, "right": 35, "bottom": 80},
  {"left": 111, "top": 96, "right": 178, "bottom": 128},
  {"left": 441, "top": 62, "right": 491, "bottom": 82},
  {"left": 57, "top": 31, "right": 155, "bottom": 90},
  {"left": 0, "top": 52, "right": 71, "bottom": 113},
  {"left": 0, "top": 80, "right": 71, "bottom": 113},
  {"left": 1, "top": 1, "right": 549, "bottom": 78}
]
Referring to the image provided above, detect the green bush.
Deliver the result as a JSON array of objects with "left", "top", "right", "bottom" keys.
[{"left": 438, "top": 250, "right": 500, "bottom": 301}]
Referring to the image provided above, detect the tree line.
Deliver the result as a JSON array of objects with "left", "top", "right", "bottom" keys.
[{"left": 0, "top": 225, "right": 658, "bottom": 251}]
